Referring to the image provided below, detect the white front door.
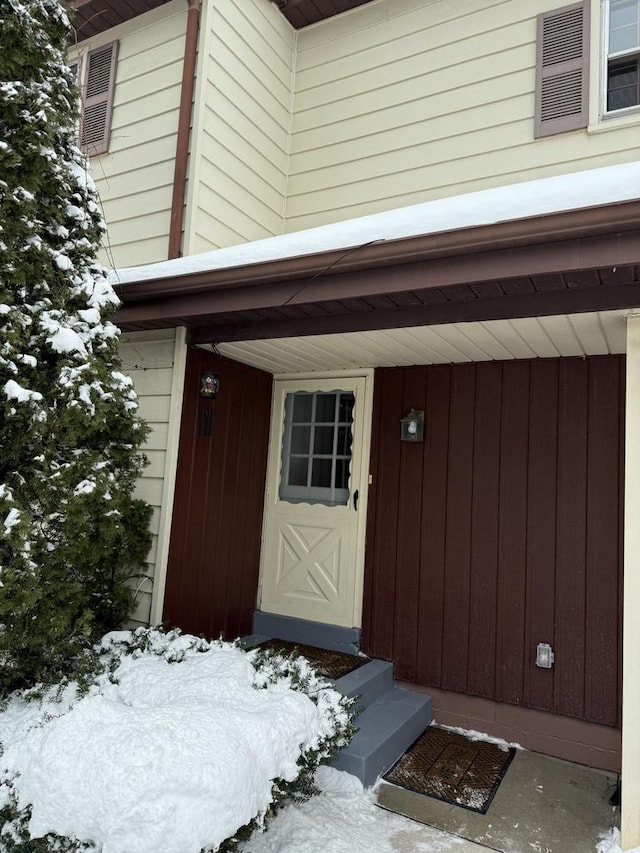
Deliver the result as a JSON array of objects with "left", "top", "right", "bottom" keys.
[{"left": 259, "top": 375, "right": 372, "bottom": 628}]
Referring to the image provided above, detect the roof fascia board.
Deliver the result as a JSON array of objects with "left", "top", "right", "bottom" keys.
[
  {"left": 115, "top": 224, "right": 640, "bottom": 326},
  {"left": 114, "top": 200, "right": 640, "bottom": 304},
  {"left": 187, "top": 281, "right": 640, "bottom": 344}
]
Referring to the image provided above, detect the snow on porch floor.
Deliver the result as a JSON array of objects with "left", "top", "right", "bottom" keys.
[{"left": 377, "top": 748, "right": 620, "bottom": 852}]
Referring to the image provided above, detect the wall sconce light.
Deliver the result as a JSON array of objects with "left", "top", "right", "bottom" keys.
[
  {"left": 535, "top": 643, "right": 555, "bottom": 669},
  {"left": 400, "top": 409, "right": 424, "bottom": 442},
  {"left": 200, "top": 370, "right": 219, "bottom": 399}
]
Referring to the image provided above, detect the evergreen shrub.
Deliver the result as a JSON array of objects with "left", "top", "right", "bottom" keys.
[{"left": 0, "top": 0, "right": 151, "bottom": 694}]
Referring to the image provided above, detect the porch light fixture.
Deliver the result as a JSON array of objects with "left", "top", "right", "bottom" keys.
[
  {"left": 200, "top": 370, "right": 219, "bottom": 399},
  {"left": 400, "top": 409, "right": 424, "bottom": 442},
  {"left": 535, "top": 643, "right": 555, "bottom": 669}
]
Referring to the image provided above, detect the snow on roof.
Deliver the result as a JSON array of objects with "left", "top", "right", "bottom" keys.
[{"left": 110, "top": 161, "right": 640, "bottom": 286}]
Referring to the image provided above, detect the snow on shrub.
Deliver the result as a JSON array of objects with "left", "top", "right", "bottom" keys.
[
  {"left": 0, "top": 628, "right": 356, "bottom": 853},
  {"left": 0, "top": 0, "right": 152, "bottom": 694}
]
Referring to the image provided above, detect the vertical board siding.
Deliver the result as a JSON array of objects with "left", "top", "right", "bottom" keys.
[
  {"left": 467, "top": 363, "right": 502, "bottom": 698},
  {"left": 163, "top": 349, "right": 272, "bottom": 640},
  {"left": 363, "top": 369, "right": 403, "bottom": 661},
  {"left": 71, "top": 1, "right": 187, "bottom": 268},
  {"left": 441, "top": 366, "right": 475, "bottom": 694},
  {"left": 495, "top": 361, "right": 530, "bottom": 706},
  {"left": 523, "top": 360, "right": 559, "bottom": 712},
  {"left": 192, "top": 0, "right": 294, "bottom": 253},
  {"left": 585, "top": 359, "right": 623, "bottom": 726},
  {"left": 287, "top": 0, "right": 639, "bottom": 231},
  {"left": 417, "top": 365, "right": 451, "bottom": 687},
  {"left": 362, "top": 356, "right": 624, "bottom": 728},
  {"left": 554, "top": 359, "right": 588, "bottom": 718},
  {"left": 118, "top": 329, "right": 179, "bottom": 626},
  {"left": 394, "top": 367, "right": 427, "bottom": 681}
]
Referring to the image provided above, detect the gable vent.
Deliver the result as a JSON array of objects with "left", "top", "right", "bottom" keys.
[{"left": 535, "top": 3, "right": 589, "bottom": 138}]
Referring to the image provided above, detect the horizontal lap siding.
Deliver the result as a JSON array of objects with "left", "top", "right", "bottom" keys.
[
  {"left": 362, "top": 356, "right": 624, "bottom": 727},
  {"left": 189, "top": 0, "right": 294, "bottom": 253},
  {"left": 288, "top": 0, "right": 639, "bottom": 231},
  {"left": 119, "top": 330, "right": 180, "bottom": 626},
  {"left": 163, "top": 350, "right": 272, "bottom": 641},
  {"left": 72, "top": 1, "right": 187, "bottom": 268}
]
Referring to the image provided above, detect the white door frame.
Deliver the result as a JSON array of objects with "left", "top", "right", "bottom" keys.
[{"left": 258, "top": 369, "right": 374, "bottom": 629}]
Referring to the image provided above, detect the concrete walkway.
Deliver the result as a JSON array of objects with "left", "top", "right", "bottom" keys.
[{"left": 377, "top": 749, "right": 620, "bottom": 852}]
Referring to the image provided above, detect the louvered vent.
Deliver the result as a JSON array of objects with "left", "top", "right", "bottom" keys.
[
  {"left": 535, "top": 3, "right": 589, "bottom": 138},
  {"left": 82, "top": 102, "right": 108, "bottom": 145},
  {"left": 542, "top": 7, "right": 584, "bottom": 66},
  {"left": 541, "top": 70, "right": 583, "bottom": 120},
  {"left": 86, "top": 46, "right": 114, "bottom": 98}
]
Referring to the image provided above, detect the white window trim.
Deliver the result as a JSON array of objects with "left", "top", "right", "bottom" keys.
[{"left": 600, "top": 0, "right": 640, "bottom": 121}]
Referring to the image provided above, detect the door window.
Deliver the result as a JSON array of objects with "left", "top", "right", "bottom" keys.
[{"left": 279, "top": 391, "right": 354, "bottom": 506}]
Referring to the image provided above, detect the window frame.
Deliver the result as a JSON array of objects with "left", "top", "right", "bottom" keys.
[
  {"left": 602, "top": 0, "right": 640, "bottom": 118},
  {"left": 278, "top": 391, "right": 355, "bottom": 507}
]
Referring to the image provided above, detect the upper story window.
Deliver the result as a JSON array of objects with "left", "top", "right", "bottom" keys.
[
  {"left": 606, "top": 0, "right": 640, "bottom": 112},
  {"left": 69, "top": 41, "right": 118, "bottom": 156}
]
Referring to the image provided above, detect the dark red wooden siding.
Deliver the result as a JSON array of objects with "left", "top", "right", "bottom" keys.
[
  {"left": 163, "top": 348, "right": 272, "bottom": 640},
  {"left": 362, "top": 356, "right": 624, "bottom": 727}
]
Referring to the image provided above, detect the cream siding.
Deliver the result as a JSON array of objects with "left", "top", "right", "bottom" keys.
[
  {"left": 71, "top": 1, "right": 187, "bottom": 269},
  {"left": 185, "top": 0, "right": 295, "bottom": 254},
  {"left": 118, "top": 329, "right": 186, "bottom": 627},
  {"left": 286, "top": 0, "right": 640, "bottom": 231}
]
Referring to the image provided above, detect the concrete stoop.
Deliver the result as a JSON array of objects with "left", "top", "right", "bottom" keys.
[
  {"left": 332, "top": 662, "right": 432, "bottom": 787},
  {"left": 247, "top": 612, "right": 433, "bottom": 789}
]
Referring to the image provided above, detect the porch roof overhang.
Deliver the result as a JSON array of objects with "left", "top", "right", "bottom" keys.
[{"left": 114, "top": 198, "right": 640, "bottom": 349}]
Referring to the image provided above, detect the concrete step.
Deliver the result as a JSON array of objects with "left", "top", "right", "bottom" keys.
[
  {"left": 333, "top": 658, "right": 394, "bottom": 711},
  {"left": 252, "top": 611, "right": 360, "bottom": 655},
  {"left": 331, "top": 686, "right": 432, "bottom": 788}
]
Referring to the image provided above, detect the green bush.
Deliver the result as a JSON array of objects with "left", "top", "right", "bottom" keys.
[{"left": 0, "top": 0, "right": 151, "bottom": 695}]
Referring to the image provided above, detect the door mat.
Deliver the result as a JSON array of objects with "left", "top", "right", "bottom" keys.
[
  {"left": 383, "top": 726, "right": 515, "bottom": 814},
  {"left": 254, "top": 638, "right": 368, "bottom": 680}
]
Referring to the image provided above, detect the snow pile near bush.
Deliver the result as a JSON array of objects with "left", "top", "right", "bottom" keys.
[{"left": 0, "top": 629, "right": 354, "bottom": 853}]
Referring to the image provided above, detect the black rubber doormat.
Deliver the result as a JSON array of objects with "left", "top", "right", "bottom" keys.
[
  {"left": 254, "top": 638, "right": 368, "bottom": 680},
  {"left": 383, "top": 726, "right": 515, "bottom": 814}
]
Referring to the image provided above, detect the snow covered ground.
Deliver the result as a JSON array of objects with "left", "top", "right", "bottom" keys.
[{"left": 0, "top": 629, "right": 632, "bottom": 853}]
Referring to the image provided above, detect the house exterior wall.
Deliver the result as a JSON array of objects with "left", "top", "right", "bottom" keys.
[
  {"left": 118, "top": 329, "right": 187, "bottom": 626},
  {"left": 70, "top": 1, "right": 188, "bottom": 269},
  {"left": 362, "top": 356, "right": 624, "bottom": 731},
  {"left": 162, "top": 349, "right": 273, "bottom": 640},
  {"left": 287, "top": 0, "right": 640, "bottom": 231},
  {"left": 184, "top": 0, "right": 295, "bottom": 256}
]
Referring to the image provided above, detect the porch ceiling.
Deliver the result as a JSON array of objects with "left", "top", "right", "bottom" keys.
[{"left": 212, "top": 309, "right": 628, "bottom": 375}]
